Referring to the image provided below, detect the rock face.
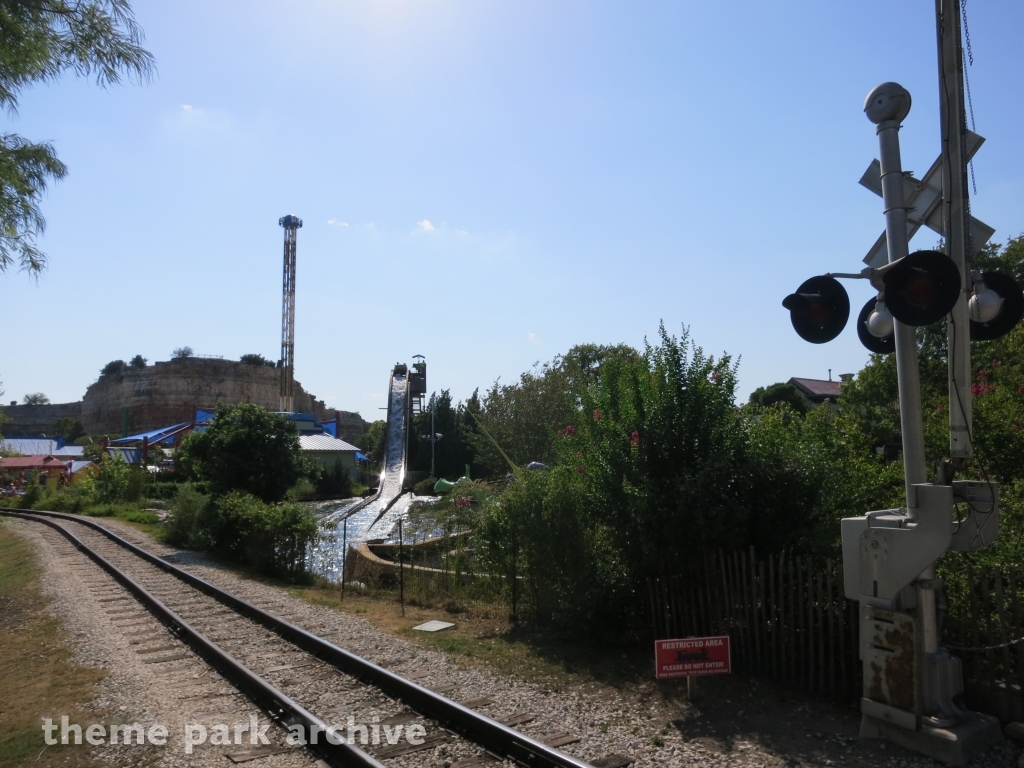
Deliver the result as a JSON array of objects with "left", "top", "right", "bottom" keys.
[
  {"left": 0, "top": 402, "right": 84, "bottom": 437},
  {"left": 1, "top": 358, "right": 369, "bottom": 441}
]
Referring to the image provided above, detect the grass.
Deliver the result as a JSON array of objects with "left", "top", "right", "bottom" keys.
[
  {"left": 0, "top": 519, "right": 110, "bottom": 768},
  {"left": 289, "top": 582, "right": 661, "bottom": 695}
]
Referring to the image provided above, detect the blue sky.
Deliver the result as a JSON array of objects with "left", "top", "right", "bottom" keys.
[{"left": 3, "top": 0, "right": 1023, "bottom": 419}]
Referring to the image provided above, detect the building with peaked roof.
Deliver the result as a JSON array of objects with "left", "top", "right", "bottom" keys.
[
  {"left": 788, "top": 376, "right": 847, "bottom": 405},
  {"left": 298, "top": 434, "right": 360, "bottom": 479},
  {"left": 0, "top": 456, "right": 68, "bottom": 489}
]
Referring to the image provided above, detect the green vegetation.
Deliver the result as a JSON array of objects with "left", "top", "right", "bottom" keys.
[
  {"left": 168, "top": 403, "right": 320, "bottom": 580},
  {"left": 0, "top": 0, "right": 154, "bottom": 276},
  {"left": 128, "top": 354, "right": 147, "bottom": 368},
  {"left": 356, "top": 419, "right": 387, "bottom": 463},
  {"left": 100, "top": 359, "right": 126, "bottom": 376},
  {"left": 176, "top": 402, "right": 301, "bottom": 502},
  {"left": 50, "top": 417, "right": 84, "bottom": 442},
  {"left": 240, "top": 353, "right": 276, "bottom": 367},
  {"left": 171, "top": 346, "right": 193, "bottom": 359},
  {"left": 0, "top": 520, "right": 111, "bottom": 768},
  {"left": 21, "top": 392, "right": 48, "bottom": 405},
  {"left": 392, "top": 236, "right": 1024, "bottom": 639}
]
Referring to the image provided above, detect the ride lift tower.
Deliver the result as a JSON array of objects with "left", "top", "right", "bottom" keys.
[
  {"left": 279, "top": 215, "right": 302, "bottom": 413},
  {"left": 410, "top": 355, "right": 427, "bottom": 415}
]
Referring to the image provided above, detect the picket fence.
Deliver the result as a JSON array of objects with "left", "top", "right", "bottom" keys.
[{"left": 648, "top": 550, "right": 1024, "bottom": 719}]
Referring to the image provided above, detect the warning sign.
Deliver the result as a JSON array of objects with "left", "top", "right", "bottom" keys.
[{"left": 655, "top": 636, "right": 731, "bottom": 679}]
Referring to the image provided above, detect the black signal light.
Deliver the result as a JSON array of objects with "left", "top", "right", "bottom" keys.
[
  {"left": 881, "top": 250, "right": 961, "bottom": 326},
  {"left": 782, "top": 276, "right": 850, "bottom": 344}
]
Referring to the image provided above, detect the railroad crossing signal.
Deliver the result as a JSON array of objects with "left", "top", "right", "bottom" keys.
[{"left": 859, "top": 130, "right": 995, "bottom": 268}]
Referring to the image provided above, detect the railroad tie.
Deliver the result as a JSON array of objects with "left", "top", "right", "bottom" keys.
[
  {"left": 224, "top": 744, "right": 295, "bottom": 763},
  {"left": 591, "top": 755, "right": 635, "bottom": 768}
]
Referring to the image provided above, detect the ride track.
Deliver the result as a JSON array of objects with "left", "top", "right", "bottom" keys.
[{"left": 0, "top": 508, "right": 629, "bottom": 768}]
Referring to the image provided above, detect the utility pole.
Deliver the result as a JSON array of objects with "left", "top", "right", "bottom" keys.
[
  {"left": 279, "top": 215, "right": 302, "bottom": 413},
  {"left": 937, "top": 0, "right": 974, "bottom": 466}
]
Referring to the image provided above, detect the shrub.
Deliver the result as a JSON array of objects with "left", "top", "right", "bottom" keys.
[
  {"left": 176, "top": 403, "right": 301, "bottom": 502},
  {"left": 211, "top": 492, "right": 319, "bottom": 579},
  {"left": 165, "top": 485, "right": 319, "bottom": 579},
  {"left": 94, "top": 454, "right": 145, "bottom": 503},
  {"left": 164, "top": 483, "right": 214, "bottom": 549},
  {"left": 100, "top": 360, "right": 127, "bottom": 376},
  {"left": 413, "top": 477, "right": 436, "bottom": 496}
]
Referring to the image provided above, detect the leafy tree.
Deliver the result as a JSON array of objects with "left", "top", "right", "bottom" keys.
[
  {"left": 51, "top": 416, "right": 84, "bottom": 441},
  {"left": 176, "top": 402, "right": 301, "bottom": 502},
  {"left": 22, "top": 392, "right": 48, "bottom": 404},
  {"left": 100, "top": 359, "right": 126, "bottom": 376},
  {"left": 355, "top": 419, "right": 386, "bottom": 464},
  {"left": 171, "top": 346, "right": 193, "bottom": 359},
  {"left": 467, "top": 343, "right": 641, "bottom": 476},
  {"left": 748, "top": 381, "right": 807, "bottom": 414},
  {"left": 128, "top": 354, "right": 146, "bottom": 368},
  {"left": 0, "top": 0, "right": 154, "bottom": 275},
  {"left": 409, "top": 389, "right": 475, "bottom": 480},
  {"left": 240, "top": 353, "right": 275, "bottom": 367}
]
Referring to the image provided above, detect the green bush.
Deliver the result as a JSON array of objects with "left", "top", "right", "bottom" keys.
[
  {"left": 94, "top": 454, "right": 145, "bottom": 503},
  {"left": 413, "top": 477, "right": 437, "bottom": 496},
  {"left": 164, "top": 483, "right": 213, "bottom": 549},
  {"left": 165, "top": 485, "right": 319, "bottom": 580},
  {"left": 176, "top": 403, "right": 301, "bottom": 502}
]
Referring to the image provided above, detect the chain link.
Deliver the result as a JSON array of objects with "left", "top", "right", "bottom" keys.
[
  {"left": 946, "top": 636, "right": 1024, "bottom": 652},
  {"left": 961, "top": 0, "right": 979, "bottom": 196}
]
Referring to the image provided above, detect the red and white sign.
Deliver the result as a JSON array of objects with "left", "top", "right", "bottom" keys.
[{"left": 655, "top": 636, "right": 731, "bottom": 679}]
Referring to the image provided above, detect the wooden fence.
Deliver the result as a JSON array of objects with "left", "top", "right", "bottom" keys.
[
  {"left": 649, "top": 550, "right": 1024, "bottom": 719},
  {"left": 648, "top": 549, "right": 861, "bottom": 696},
  {"left": 942, "top": 561, "right": 1024, "bottom": 721}
]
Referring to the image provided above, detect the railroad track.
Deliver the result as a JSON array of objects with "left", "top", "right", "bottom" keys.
[{"left": 0, "top": 508, "right": 631, "bottom": 768}]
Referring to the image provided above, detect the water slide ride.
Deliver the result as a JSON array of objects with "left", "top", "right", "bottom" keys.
[{"left": 309, "top": 363, "right": 415, "bottom": 580}]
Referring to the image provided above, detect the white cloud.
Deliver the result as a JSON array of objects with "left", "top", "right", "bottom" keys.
[
  {"left": 455, "top": 229, "right": 469, "bottom": 237},
  {"left": 365, "top": 222, "right": 376, "bottom": 230},
  {"left": 327, "top": 219, "right": 349, "bottom": 227},
  {"left": 527, "top": 332, "right": 539, "bottom": 344},
  {"left": 181, "top": 104, "right": 194, "bottom": 112},
  {"left": 413, "top": 219, "right": 435, "bottom": 234}
]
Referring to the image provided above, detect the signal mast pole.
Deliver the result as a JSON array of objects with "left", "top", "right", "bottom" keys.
[
  {"left": 279, "top": 215, "right": 302, "bottom": 413},
  {"left": 937, "top": 0, "right": 974, "bottom": 465}
]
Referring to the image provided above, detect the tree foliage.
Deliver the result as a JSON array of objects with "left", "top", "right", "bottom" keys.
[
  {"left": 748, "top": 381, "right": 807, "bottom": 414},
  {"left": 0, "top": 0, "right": 154, "bottom": 275},
  {"left": 51, "top": 416, "right": 83, "bottom": 441},
  {"left": 175, "top": 403, "right": 301, "bottom": 502},
  {"left": 128, "top": 354, "right": 146, "bottom": 368},
  {"left": 240, "top": 353, "right": 275, "bottom": 367},
  {"left": 21, "top": 391, "right": 48, "bottom": 404},
  {"left": 355, "top": 420, "right": 386, "bottom": 464},
  {"left": 171, "top": 346, "right": 193, "bottom": 359},
  {"left": 100, "top": 358, "right": 126, "bottom": 376}
]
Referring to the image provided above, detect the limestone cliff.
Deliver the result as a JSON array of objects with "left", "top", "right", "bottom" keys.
[{"left": 1, "top": 358, "right": 369, "bottom": 442}]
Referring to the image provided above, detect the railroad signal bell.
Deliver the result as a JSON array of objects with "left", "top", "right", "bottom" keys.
[{"left": 784, "top": 249, "right": 1024, "bottom": 349}]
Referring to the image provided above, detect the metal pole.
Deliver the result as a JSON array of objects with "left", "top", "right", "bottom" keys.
[
  {"left": 431, "top": 406, "right": 436, "bottom": 479},
  {"left": 342, "top": 518, "right": 348, "bottom": 596},
  {"left": 937, "top": 0, "right": 973, "bottom": 463},
  {"left": 865, "top": 84, "right": 929, "bottom": 500},
  {"left": 398, "top": 518, "right": 405, "bottom": 616},
  {"left": 865, "top": 84, "right": 939, "bottom": 664}
]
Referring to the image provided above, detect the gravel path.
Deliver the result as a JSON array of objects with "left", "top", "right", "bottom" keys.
[{"left": 9, "top": 514, "right": 1023, "bottom": 768}]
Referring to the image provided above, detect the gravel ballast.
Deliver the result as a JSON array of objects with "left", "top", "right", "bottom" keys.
[{"left": 7, "top": 513, "right": 1021, "bottom": 768}]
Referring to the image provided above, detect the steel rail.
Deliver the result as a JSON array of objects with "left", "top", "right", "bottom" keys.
[
  {"left": 0, "top": 509, "right": 385, "bottom": 768},
  {"left": 1, "top": 508, "right": 593, "bottom": 768}
]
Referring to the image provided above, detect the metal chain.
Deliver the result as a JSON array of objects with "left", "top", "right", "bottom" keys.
[
  {"left": 946, "top": 636, "right": 1024, "bottom": 652},
  {"left": 960, "top": 0, "right": 979, "bottom": 195},
  {"left": 961, "top": 0, "right": 974, "bottom": 65}
]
